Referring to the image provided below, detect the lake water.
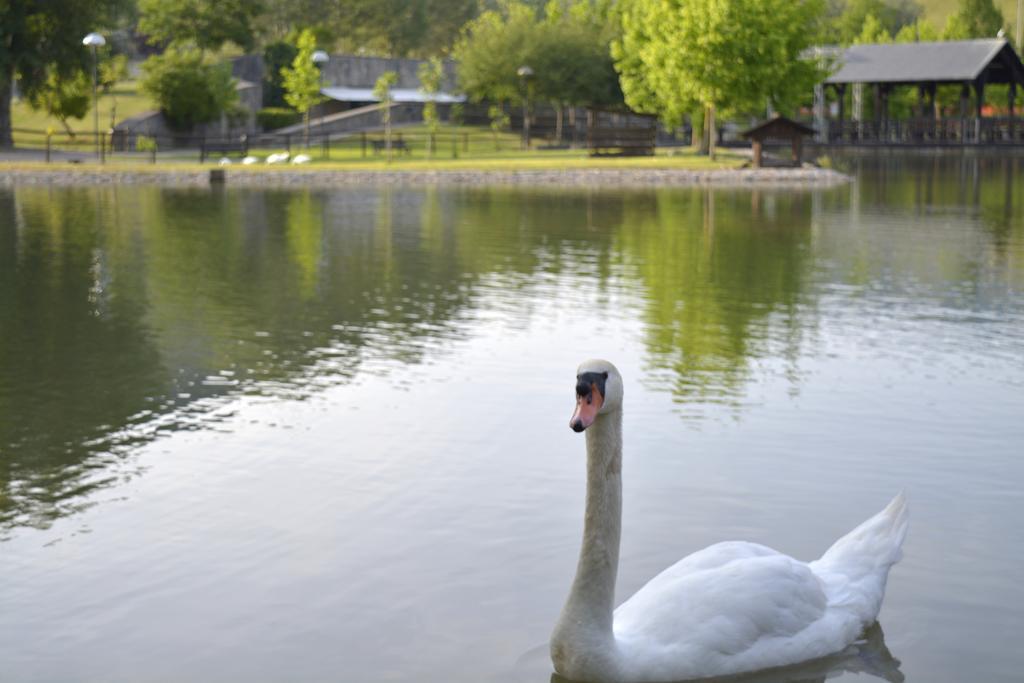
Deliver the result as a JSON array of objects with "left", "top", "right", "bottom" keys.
[{"left": 1, "top": 153, "right": 1023, "bottom": 683}]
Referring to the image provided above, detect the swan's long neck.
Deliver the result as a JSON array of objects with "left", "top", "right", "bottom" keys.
[{"left": 554, "top": 409, "right": 623, "bottom": 644}]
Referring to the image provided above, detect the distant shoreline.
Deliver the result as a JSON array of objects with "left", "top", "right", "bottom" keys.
[{"left": 0, "top": 166, "right": 850, "bottom": 188}]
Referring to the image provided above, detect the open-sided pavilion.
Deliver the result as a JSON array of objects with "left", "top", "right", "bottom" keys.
[{"left": 821, "top": 38, "right": 1024, "bottom": 144}]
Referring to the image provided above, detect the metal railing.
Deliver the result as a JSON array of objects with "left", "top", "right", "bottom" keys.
[
  {"left": 826, "top": 117, "right": 1024, "bottom": 145},
  {"left": 9, "top": 120, "right": 694, "bottom": 164}
]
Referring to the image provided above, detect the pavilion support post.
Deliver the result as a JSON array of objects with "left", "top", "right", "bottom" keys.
[
  {"left": 974, "top": 78, "right": 986, "bottom": 142},
  {"left": 752, "top": 139, "right": 763, "bottom": 168},
  {"left": 1009, "top": 82, "right": 1016, "bottom": 141},
  {"left": 873, "top": 84, "right": 881, "bottom": 140},
  {"left": 928, "top": 83, "right": 937, "bottom": 118},
  {"left": 836, "top": 84, "right": 846, "bottom": 142},
  {"left": 960, "top": 82, "right": 970, "bottom": 143},
  {"left": 881, "top": 85, "right": 891, "bottom": 141},
  {"left": 926, "top": 83, "right": 938, "bottom": 139}
]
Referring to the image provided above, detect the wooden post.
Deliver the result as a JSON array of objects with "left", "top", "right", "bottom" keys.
[
  {"left": 792, "top": 136, "right": 802, "bottom": 166},
  {"left": 873, "top": 83, "right": 881, "bottom": 130},
  {"left": 752, "top": 139, "right": 763, "bottom": 168},
  {"left": 960, "top": 82, "right": 970, "bottom": 143},
  {"left": 974, "top": 78, "right": 985, "bottom": 142},
  {"left": 836, "top": 84, "right": 846, "bottom": 142},
  {"left": 1010, "top": 82, "right": 1017, "bottom": 141}
]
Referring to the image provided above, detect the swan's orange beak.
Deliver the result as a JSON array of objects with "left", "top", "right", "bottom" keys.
[{"left": 570, "top": 383, "right": 604, "bottom": 432}]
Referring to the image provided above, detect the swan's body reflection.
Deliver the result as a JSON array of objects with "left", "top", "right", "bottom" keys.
[{"left": 549, "top": 622, "right": 902, "bottom": 683}]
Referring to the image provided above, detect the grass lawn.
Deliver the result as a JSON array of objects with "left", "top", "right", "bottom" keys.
[
  {"left": 0, "top": 148, "right": 746, "bottom": 173},
  {"left": 193, "top": 124, "right": 745, "bottom": 171},
  {"left": 10, "top": 79, "right": 156, "bottom": 148}
]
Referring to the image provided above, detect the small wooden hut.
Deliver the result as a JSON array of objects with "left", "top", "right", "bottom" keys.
[{"left": 741, "top": 116, "right": 816, "bottom": 168}]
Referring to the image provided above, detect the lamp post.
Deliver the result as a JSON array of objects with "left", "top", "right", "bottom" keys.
[
  {"left": 82, "top": 32, "right": 106, "bottom": 162},
  {"left": 517, "top": 65, "right": 534, "bottom": 150},
  {"left": 311, "top": 50, "right": 330, "bottom": 148}
]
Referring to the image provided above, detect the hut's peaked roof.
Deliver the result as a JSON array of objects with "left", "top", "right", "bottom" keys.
[
  {"left": 824, "top": 39, "right": 1022, "bottom": 85},
  {"left": 742, "top": 115, "right": 816, "bottom": 140}
]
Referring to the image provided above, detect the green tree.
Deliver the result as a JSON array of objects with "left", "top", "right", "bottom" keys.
[
  {"left": 281, "top": 29, "right": 325, "bottom": 147},
  {"left": 258, "top": 0, "right": 479, "bottom": 56},
  {"left": 614, "top": 0, "right": 826, "bottom": 157},
  {"left": 454, "top": 3, "right": 540, "bottom": 104},
  {"left": 140, "top": 49, "right": 238, "bottom": 130},
  {"left": 98, "top": 54, "right": 130, "bottom": 129},
  {"left": 137, "top": 0, "right": 263, "bottom": 52},
  {"left": 373, "top": 70, "right": 399, "bottom": 160},
  {"left": 0, "top": 0, "right": 128, "bottom": 146},
  {"left": 26, "top": 69, "right": 92, "bottom": 138},
  {"left": 894, "top": 18, "right": 940, "bottom": 42},
  {"left": 855, "top": 13, "right": 893, "bottom": 42},
  {"left": 941, "top": 0, "right": 1006, "bottom": 39},
  {"left": 828, "top": 0, "right": 920, "bottom": 45},
  {"left": 418, "top": 57, "right": 444, "bottom": 157},
  {"left": 454, "top": 0, "right": 622, "bottom": 139},
  {"left": 535, "top": 0, "right": 623, "bottom": 139},
  {"left": 488, "top": 104, "right": 510, "bottom": 149}
]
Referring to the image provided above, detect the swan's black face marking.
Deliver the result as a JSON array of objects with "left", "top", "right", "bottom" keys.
[
  {"left": 576, "top": 371, "right": 608, "bottom": 400},
  {"left": 571, "top": 371, "right": 608, "bottom": 432}
]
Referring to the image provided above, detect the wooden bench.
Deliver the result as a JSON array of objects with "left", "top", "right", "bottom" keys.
[
  {"left": 370, "top": 138, "right": 411, "bottom": 155},
  {"left": 199, "top": 137, "right": 248, "bottom": 163}
]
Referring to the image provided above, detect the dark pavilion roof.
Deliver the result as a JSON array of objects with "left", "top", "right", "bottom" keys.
[
  {"left": 824, "top": 39, "right": 1024, "bottom": 85},
  {"left": 741, "top": 115, "right": 816, "bottom": 140}
]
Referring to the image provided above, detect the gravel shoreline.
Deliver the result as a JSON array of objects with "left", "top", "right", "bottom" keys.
[{"left": 0, "top": 166, "right": 850, "bottom": 188}]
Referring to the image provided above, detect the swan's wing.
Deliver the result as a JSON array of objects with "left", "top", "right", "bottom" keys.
[{"left": 613, "top": 543, "right": 843, "bottom": 680}]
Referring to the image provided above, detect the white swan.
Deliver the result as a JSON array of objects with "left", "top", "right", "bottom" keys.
[{"left": 551, "top": 359, "right": 908, "bottom": 683}]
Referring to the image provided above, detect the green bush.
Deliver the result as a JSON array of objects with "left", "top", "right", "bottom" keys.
[
  {"left": 140, "top": 48, "right": 238, "bottom": 131},
  {"left": 136, "top": 135, "right": 158, "bottom": 152},
  {"left": 257, "top": 107, "right": 301, "bottom": 131}
]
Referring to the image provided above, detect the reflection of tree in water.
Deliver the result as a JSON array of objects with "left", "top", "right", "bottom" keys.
[
  {"left": 0, "top": 185, "right": 821, "bottom": 531},
  {"left": 6, "top": 172, "right": 1013, "bottom": 533},
  {"left": 0, "top": 187, "right": 552, "bottom": 533},
  {"left": 619, "top": 188, "right": 816, "bottom": 411},
  {"left": 0, "top": 188, "right": 166, "bottom": 530}
]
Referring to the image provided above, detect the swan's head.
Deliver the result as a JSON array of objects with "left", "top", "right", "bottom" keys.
[{"left": 570, "top": 359, "right": 623, "bottom": 432}]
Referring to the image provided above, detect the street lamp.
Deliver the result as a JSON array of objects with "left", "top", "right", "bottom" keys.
[
  {"left": 82, "top": 32, "right": 106, "bottom": 162},
  {"left": 517, "top": 65, "right": 534, "bottom": 150},
  {"left": 309, "top": 50, "right": 330, "bottom": 148}
]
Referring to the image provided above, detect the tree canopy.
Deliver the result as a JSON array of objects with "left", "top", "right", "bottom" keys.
[
  {"left": 828, "top": 0, "right": 921, "bottom": 45},
  {"left": 941, "top": 0, "right": 1006, "bottom": 40},
  {"left": 0, "top": 0, "right": 129, "bottom": 145},
  {"left": 140, "top": 48, "right": 237, "bottom": 130},
  {"left": 453, "top": 1, "right": 621, "bottom": 109},
  {"left": 137, "top": 0, "right": 263, "bottom": 52},
  {"left": 614, "top": 0, "right": 827, "bottom": 126},
  {"left": 281, "top": 30, "right": 324, "bottom": 116}
]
